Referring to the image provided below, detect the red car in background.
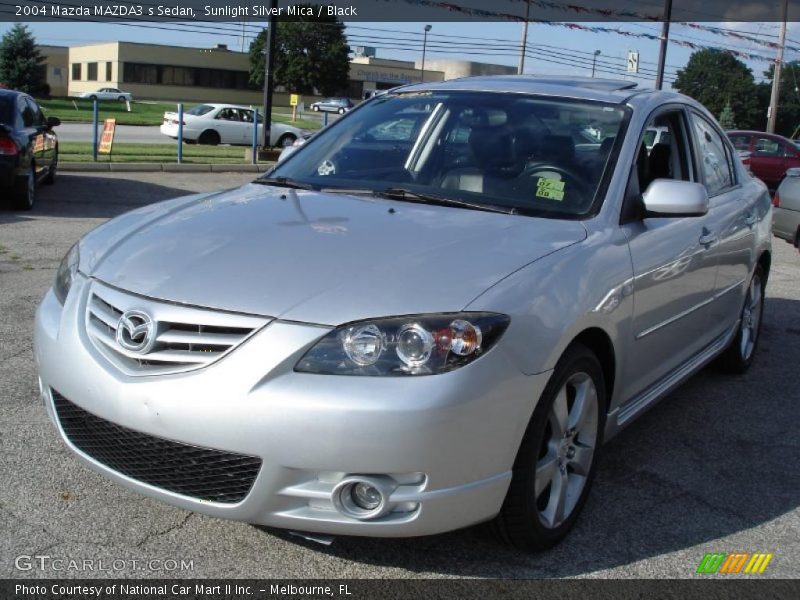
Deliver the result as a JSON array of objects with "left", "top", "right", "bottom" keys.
[{"left": 727, "top": 130, "right": 800, "bottom": 189}]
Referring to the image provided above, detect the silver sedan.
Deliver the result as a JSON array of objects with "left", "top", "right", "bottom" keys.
[
  {"left": 35, "top": 76, "right": 772, "bottom": 551},
  {"left": 774, "top": 168, "right": 800, "bottom": 247}
]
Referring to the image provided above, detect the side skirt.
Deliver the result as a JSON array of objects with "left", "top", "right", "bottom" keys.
[{"left": 604, "top": 319, "right": 739, "bottom": 441}]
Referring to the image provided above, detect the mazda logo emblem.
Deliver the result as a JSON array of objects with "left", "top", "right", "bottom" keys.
[{"left": 116, "top": 310, "right": 156, "bottom": 354}]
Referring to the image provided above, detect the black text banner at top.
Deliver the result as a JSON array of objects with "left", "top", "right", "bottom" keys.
[{"left": 3, "top": 0, "right": 800, "bottom": 23}]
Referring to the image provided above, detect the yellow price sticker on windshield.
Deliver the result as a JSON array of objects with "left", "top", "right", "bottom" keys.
[{"left": 536, "top": 177, "right": 565, "bottom": 201}]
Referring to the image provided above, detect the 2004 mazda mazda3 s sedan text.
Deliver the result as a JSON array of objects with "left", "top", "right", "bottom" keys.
[{"left": 34, "top": 77, "right": 772, "bottom": 551}]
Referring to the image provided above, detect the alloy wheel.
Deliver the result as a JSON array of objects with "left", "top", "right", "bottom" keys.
[
  {"left": 535, "top": 371, "right": 599, "bottom": 529},
  {"left": 739, "top": 273, "right": 763, "bottom": 361}
]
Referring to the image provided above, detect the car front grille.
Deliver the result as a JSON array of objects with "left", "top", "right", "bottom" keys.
[
  {"left": 85, "top": 280, "right": 270, "bottom": 376},
  {"left": 53, "top": 391, "right": 262, "bottom": 504}
]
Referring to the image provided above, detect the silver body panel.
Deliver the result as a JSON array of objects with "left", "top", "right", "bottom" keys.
[
  {"left": 34, "top": 77, "right": 772, "bottom": 537},
  {"left": 775, "top": 174, "right": 800, "bottom": 245}
]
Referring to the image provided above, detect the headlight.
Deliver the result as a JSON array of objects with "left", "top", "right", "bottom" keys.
[
  {"left": 53, "top": 243, "right": 79, "bottom": 305},
  {"left": 295, "top": 312, "right": 510, "bottom": 376}
]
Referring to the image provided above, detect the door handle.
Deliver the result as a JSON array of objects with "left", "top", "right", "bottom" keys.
[
  {"left": 744, "top": 212, "right": 757, "bottom": 227},
  {"left": 699, "top": 229, "right": 717, "bottom": 247}
]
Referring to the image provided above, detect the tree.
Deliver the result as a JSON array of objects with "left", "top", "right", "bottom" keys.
[
  {"left": 249, "top": 11, "right": 350, "bottom": 97},
  {"left": 761, "top": 61, "right": 800, "bottom": 138},
  {"left": 0, "top": 24, "right": 46, "bottom": 94},
  {"left": 674, "top": 49, "right": 762, "bottom": 130},
  {"left": 718, "top": 102, "right": 736, "bottom": 129}
]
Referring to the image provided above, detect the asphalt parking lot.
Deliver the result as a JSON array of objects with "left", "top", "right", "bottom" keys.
[{"left": 1, "top": 172, "right": 798, "bottom": 579}]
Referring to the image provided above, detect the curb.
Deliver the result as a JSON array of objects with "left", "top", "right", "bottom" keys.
[{"left": 59, "top": 162, "right": 274, "bottom": 173}]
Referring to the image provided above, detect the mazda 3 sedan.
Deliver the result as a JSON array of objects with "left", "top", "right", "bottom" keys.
[{"left": 34, "top": 76, "right": 771, "bottom": 551}]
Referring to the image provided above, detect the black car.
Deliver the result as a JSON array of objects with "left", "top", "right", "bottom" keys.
[{"left": 1, "top": 89, "right": 59, "bottom": 210}]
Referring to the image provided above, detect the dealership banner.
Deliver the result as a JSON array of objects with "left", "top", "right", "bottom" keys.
[
  {"left": 2, "top": 0, "right": 799, "bottom": 23},
  {"left": 2, "top": 579, "right": 800, "bottom": 600}
]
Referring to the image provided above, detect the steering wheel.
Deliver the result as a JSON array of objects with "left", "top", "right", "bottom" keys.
[{"left": 517, "top": 162, "right": 592, "bottom": 206}]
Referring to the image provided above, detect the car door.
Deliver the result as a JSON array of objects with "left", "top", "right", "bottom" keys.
[
  {"left": 619, "top": 106, "right": 720, "bottom": 399},
  {"left": 26, "top": 97, "right": 54, "bottom": 176},
  {"left": 213, "top": 108, "right": 245, "bottom": 144},
  {"left": 689, "top": 113, "right": 758, "bottom": 340},
  {"left": 18, "top": 96, "right": 44, "bottom": 178}
]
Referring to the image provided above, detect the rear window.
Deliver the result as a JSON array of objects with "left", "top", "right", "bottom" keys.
[
  {"left": 186, "top": 104, "right": 215, "bottom": 116},
  {"left": 0, "top": 96, "right": 13, "bottom": 126}
]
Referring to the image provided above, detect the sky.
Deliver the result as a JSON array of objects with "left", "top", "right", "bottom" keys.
[{"left": 2, "top": 19, "right": 798, "bottom": 92}]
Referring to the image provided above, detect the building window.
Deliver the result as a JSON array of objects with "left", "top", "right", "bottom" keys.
[
  {"left": 71, "top": 63, "right": 82, "bottom": 80},
  {"left": 106, "top": 61, "right": 112, "bottom": 81},
  {"left": 122, "top": 61, "right": 255, "bottom": 90},
  {"left": 87, "top": 62, "right": 98, "bottom": 81}
]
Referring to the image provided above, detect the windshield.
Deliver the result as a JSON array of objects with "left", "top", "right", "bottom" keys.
[
  {"left": 268, "top": 91, "right": 628, "bottom": 217},
  {"left": 186, "top": 104, "right": 215, "bottom": 116}
]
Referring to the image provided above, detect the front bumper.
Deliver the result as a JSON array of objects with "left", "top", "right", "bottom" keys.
[{"left": 34, "top": 274, "right": 548, "bottom": 537}]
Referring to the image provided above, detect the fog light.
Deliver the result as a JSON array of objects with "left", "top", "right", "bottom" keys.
[
  {"left": 332, "top": 476, "right": 396, "bottom": 520},
  {"left": 351, "top": 482, "right": 382, "bottom": 511}
]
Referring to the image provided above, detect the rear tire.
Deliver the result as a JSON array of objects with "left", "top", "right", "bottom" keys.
[
  {"left": 714, "top": 265, "right": 765, "bottom": 374},
  {"left": 118, "top": 96, "right": 126, "bottom": 102},
  {"left": 338, "top": 107, "right": 345, "bottom": 115},
  {"left": 198, "top": 130, "right": 220, "bottom": 146},
  {"left": 312, "top": 105, "right": 319, "bottom": 112},
  {"left": 12, "top": 165, "right": 36, "bottom": 211},
  {"left": 492, "top": 343, "right": 605, "bottom": 552},
  {"left": 88, "top": 95, "right": 97, "bottom": 101}
]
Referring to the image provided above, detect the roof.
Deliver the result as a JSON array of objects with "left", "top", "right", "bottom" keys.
[
  {"left": 392, "top": 75, "right": 645, "bottom": 103},
  {"left": 0, "top": 88, "right": 24, "bottom": 98}
]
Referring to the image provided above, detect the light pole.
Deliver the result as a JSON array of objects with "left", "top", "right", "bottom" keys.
[
  {"left": 591, "top": 50, "right": 601, "bottom": 78},
  {"left": 421, "top": 24, "right": 432, "bottom": 82}
]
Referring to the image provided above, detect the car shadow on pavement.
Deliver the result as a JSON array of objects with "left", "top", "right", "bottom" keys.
[
  {"left": 0, "top": 174, "right": 224, "bottom": 222},
  {"left": 262, "top": 296, "right": 799, "bottom": 577}
]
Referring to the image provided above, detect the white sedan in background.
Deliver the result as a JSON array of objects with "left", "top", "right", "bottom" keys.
[
  {"left": 160, "top": 103, "right": 304, "bottom": 147},
  {"left": 77, "top": 88, "right": 133, "bottom": 102}
]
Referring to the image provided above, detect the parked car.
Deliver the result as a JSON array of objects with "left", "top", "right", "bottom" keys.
[
  {"left": 727, "top": 129, "right": 800, "bottom": 189},
  {"left": 310, "top": 97, "right": 353, "bottom": 114},
  {"left": 277, "top": 131, "right": 314, "bottom": 162},
  {"left": 773, "top": 168, "right": 800, "bottom": 247},
  {"left": 160, "top": 103, "right": 303, "bottom": 147},
  {"left": 77, "top": 88, "right": 133, "bottom": 102},
  {"left": 35, "top": 77, "right": 771, "bottom": 552},
  {"left": 0, "top": 89, "right": 59, "bottom": 210}
]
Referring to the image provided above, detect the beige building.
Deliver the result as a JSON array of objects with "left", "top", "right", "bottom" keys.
[
  {"left": 37, "top": 45, "right": 69, "bottom": 96},
  {"left": 63, "top": 41, "right": 516, "bottom": 105}
]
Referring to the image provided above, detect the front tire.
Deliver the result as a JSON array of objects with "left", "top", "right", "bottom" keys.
[
  {"left": 277, "top": 134, "right": 296, "bottom": 148},
  {"left": 44, "top": 150, "right": 58, "bottom": 185},
  {"left": 492, "top": 344, "right": 605, "bottom": 551},
  {"left": 714, "top": 265, "right": 765, "bottom": 374}
]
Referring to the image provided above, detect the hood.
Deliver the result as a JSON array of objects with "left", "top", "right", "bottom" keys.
[{"left": 87, "top": 184, "right": 587, "bottom": 325}]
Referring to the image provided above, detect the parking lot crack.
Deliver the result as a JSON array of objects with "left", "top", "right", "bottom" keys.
[
  {"left": 135, "top": 512, "right": 193, "bottom": 548},
  {"left": 0, "top": 345, "right": 32, "bottom": 365}
]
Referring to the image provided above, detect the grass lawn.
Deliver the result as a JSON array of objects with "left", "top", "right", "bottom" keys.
[
  {"left": 59, "top": 142, "right": 261, "bottom": 164},
  {"left": 39, "top": 98, "right": 321, "bottom": 129}
]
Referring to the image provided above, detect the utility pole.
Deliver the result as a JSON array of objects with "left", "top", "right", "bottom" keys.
[
  {"left": 767, "top": 0, "right": 789, "bottom": 133},
  {"left": 518, "top": 0, "right": 531, "bottom": 74},
  {"left": 655, "top": 0, "right": 673, "bottom": 90},
  {"left": 261, "top": 0, "right": 278, "bottom": 149},
  {"left": 421, "top": 24, "right": 432, "bottom": 82},
  {"left": 591, "top": 50, "right": 601, "bottom": 77}
]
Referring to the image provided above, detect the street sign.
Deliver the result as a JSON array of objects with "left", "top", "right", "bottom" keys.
[
  {"left": 627, "top": 51, "right": 639, "bottom": 74},
  {"left": 98, "top": 118, "right": 116, "bottom": 154},
  {"left": 290, "top": 94, "right": 299, "bottom": 106}
]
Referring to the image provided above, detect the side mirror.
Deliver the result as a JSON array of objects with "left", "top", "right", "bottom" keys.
[
  {"left": 46, "top": 116, "right": 60, "bottom": 129},
  {"left": 642, "top": 179, "right": 708, "bottom": 218}
]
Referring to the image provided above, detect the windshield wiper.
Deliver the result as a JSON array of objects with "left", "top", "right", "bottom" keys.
[
  {"left": 379, "top": 187, "right": 517, "bottom": 215},
  {"left": 323, "top": 186, "right": 516, "bottom": 215},
  {"left": 254, "top": 176, "right": 316, "bottom": 190}
]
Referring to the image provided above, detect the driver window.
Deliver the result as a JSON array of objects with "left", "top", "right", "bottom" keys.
[{"left": 622, "top": 110, "right": 692, "bottom": 222}]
